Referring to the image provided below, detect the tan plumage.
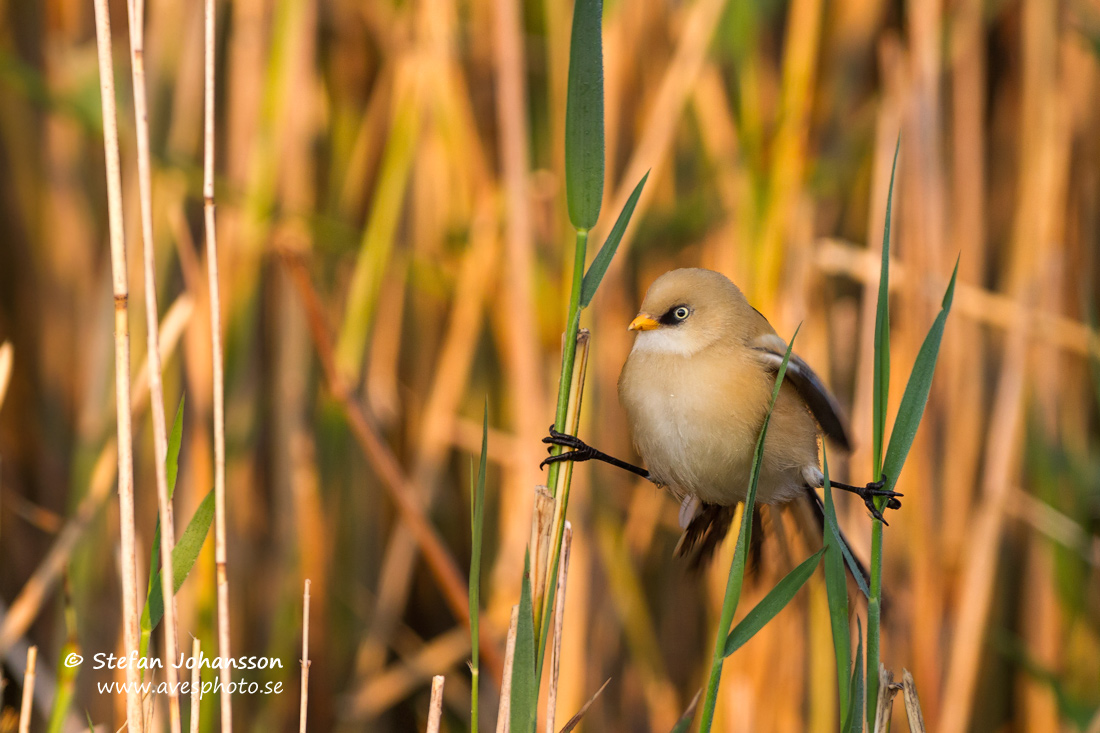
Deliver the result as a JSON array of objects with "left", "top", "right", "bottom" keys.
[{"left": 616, "top": 268, "right": 850, "bottom": 566}]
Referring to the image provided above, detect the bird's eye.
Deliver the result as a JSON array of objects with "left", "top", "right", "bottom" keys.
[{"left": 674, "top": 306, "right": 690, "bottom": 320}]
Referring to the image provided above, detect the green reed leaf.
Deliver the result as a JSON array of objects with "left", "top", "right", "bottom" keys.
[{"left": 565, "top": 0, "right": 604, "bottom": 230}]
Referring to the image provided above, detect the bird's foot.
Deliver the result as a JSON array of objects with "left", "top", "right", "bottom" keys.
[
  {"left": 539, "top": 426, "right": 654, "bottom": 481},
  {"left": 540, "top": 426, "right": 596, "bottom": 469},
  {"left": 829, "top": 475, "right": 902, "bottom": 524},
  {"left": 857, "top": 476, "right": 902, "bottom": 525}
]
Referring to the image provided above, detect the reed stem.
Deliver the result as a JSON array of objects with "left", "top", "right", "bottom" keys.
[{"left": 90, "top": 0, "right": 144, "bottom": 725}]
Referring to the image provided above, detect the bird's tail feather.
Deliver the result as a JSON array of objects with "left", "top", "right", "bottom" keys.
[
  {"left": 673, "top": 488, "right": 871, "bottom": 599},
  {"left": 674, "top": 502, "right": 765, "bottom": 573}
]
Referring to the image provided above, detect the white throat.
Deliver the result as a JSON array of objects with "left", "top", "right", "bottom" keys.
[{"left": 630, "top": 328, "right": 700, "bottom": 356}]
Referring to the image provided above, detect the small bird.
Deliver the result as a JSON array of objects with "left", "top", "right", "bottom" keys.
[{"left": 543, "top": 268, "right": 899, "bottom": 577}]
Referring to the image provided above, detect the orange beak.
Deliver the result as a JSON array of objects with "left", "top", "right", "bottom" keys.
[{"left": 628, "top": 314, "right": 660, "bottom": 331}]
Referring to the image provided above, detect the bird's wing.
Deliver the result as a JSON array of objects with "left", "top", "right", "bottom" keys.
[{"left": 752, "top": 333, "right": 852, "bottom": 450}]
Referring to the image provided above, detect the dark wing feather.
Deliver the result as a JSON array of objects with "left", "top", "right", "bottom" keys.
[{"left": 752, "top": 334, "right": 852, "bottom": 450}]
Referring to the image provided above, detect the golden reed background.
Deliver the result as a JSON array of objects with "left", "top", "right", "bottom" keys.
[{"left": 0, "top": 0, "right": 1098, "bottom": 730}]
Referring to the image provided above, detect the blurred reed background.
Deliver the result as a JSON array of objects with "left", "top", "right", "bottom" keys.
[{"left": 1, "top": 0, "right": 1099, "bottom": 730}]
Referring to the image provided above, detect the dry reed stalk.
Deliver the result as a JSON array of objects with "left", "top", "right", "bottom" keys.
[
  {"left": 937, "top": 302, "right": 1029, "bottom": 732},
  {"left": 693, "top": 64, "right": 749, "bottom": 278},
  {"left": 300, "top": 579, "right": 311, "bottom": 733},
  {"left": 348, "top": 626, "right": 469, "bottom": 718},
  {"left": 0, "top": 341, "right": 12, "bottom": 413},
  {"left": 898, "top": 12, "right": 948, "bottom": 709},
  {"left": 495, "top": 605, "right": 520, "bottom": 733},
  {"left": 942, "top": 0, "right": 1071, "bottom": 726},
  {"left": 1019, "top": 540, "right": 1061, "bottom": 729},
  {"left": 280, "top": 251, "right": 504, "bottom": 679},
  {"left": 901, "top": 670, "right": 927, "bottom": 733},
  {"left": 873, "top": 664, "right": 898, "bottom": 733},
  {"left": 426, "top": 675, "right": 445, "bottom": 733},
  {"left": 942, "top": 0, "right": 988, "bottom": 563},
  {"left": 17, "top": 645, "right": 35, "bottom": 733},
  {"left": 202, "top": 0, "right": 234, "bottom": 727},
  {"left": 90, "top": 0, "right": 144, "bottom": 725},
  {"left": 813, "top": 238, "right": 1100, "bottom": 359},
  {"left": 545, "top": 522, "right": 572, "bottom": 733},
  {"left": 125, "top": 0, "right": 182, "bottom": 723},
  {"left": 0, "top": 296, "right": 191, "bottom": 657},
  {"left": 754, "top": 0, "right": 823, "bottom": 302},
  {"left": 189, "top": 638, "right": 201, "bottom": 733},
  {"left": 1007, "top": 486, "right": 1100, "bottom": 566},
  {"left": 530, "top": 487, "right": 556, "bottom": 633}
]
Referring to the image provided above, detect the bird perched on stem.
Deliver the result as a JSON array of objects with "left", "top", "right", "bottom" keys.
[{"left": 543, "top": 268, "right": 899, "bottom": 580}]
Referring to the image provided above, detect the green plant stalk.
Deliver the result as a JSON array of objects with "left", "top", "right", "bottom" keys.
[
  {"left": 866, "top": 138, "right": 899, "bottom": 728},
  {"left": 470, "top": 407, "right": 488, "bottom": 732},
  {"left": 535, "top": 226, "right": 588, "bottom": 661},
  {"left": 821, "top": 448, "right": 852, "bottom": 721},
  {"left": 536, "top": 329, "right": 590, "bottom": 681},
  {"left": 866, "top": 508, "right": 885, "bottom": 729},
  {"left": 867, "top": 260, "right": 957, "bottom": 728},
  {"left": 698, "top": 328, "right": 798, "bottom": 731},
  {"left": 546, "top": 228, "right": 589, "bottom": 496}
]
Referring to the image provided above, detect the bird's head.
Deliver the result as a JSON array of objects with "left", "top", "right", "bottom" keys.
[{"left": 628, "top": 268, "right": 754, "bottom": 356}]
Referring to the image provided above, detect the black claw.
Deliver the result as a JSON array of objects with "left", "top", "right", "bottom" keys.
[
  {"left": 539, "top": 448, "right": 591, "bottom": 469},
  {"left": 858, "top": 474, "right": 904, "bottom": 523},
  {"left": 864, "top": 497, "right": 890, "bottom": 525},
  {"left": 539, "top": 427, "right": 594, "bottom": 470},
  {"left": 542, "top": 426, "right": 585, "bottom": 451}
]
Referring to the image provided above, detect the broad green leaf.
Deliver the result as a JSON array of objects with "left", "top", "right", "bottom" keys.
[
  {"left": 872, "top": 138, "right": 900, "bottom": 480},
  {"left": 469, "top": 403, "right": 488, "bottom": 731},
  {"left": 140, "top": 489, "right": 216, "bottom": 658},
  {"left": 881, "top": 257, "right": 959, "bottom": 492},
  {"left": 580, "top": 171, "right": 648, "bottom": 307},
  {"left": 722, "top": 547, "right": 824, "bottom": 657},
  {"left": 843, "top": 618, "right": 864, "bottom": 733},
  {"left": 509, "top": 553, "right": 537, "bottom": 733},
  {"left": 564, "top": 0, "right": 605, "bottom": 230},
  {"left": 821, "top": 448, "right": 852, "bottom": 718}
]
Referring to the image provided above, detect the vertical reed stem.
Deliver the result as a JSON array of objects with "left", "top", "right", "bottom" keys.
[
  {"left": 300, "top": 579, "right": 312, "bottom": 733},
  {"left": 124, "top": 0, "right": 182, "bottom": 725},
  {"left": 545, "top": 229, "right": 589, "bottom": 494},
  {"left": 496, "top": 606, "right": 520, "bottom": 733},
  {"left": 204, "top": 0, "right": 234, "bottom": 728},
  {"left": 537, "top": 330, "right": 589, "bottom": 675},
  {"left": 545, "top": 522, "right": 573, "bottom": 733},
  {"left": 17, "top": 646, "right": 35, "bottom": 733},
  {"left": 90, "top": 0, "right": 144, "bottom": 727},
  {"left": 426, "top": 675, "right": 446, "bottom": 733},
  {"left": 189, "top": 638, "right": 201, "bottom": 733}
]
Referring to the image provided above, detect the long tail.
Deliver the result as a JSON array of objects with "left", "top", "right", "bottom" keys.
[
  {"left": 674, "top": 502, "right": 765, "bottom": 573},
  {"left": 673, "top": 488, "right": 871, "bottom": 597}
]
